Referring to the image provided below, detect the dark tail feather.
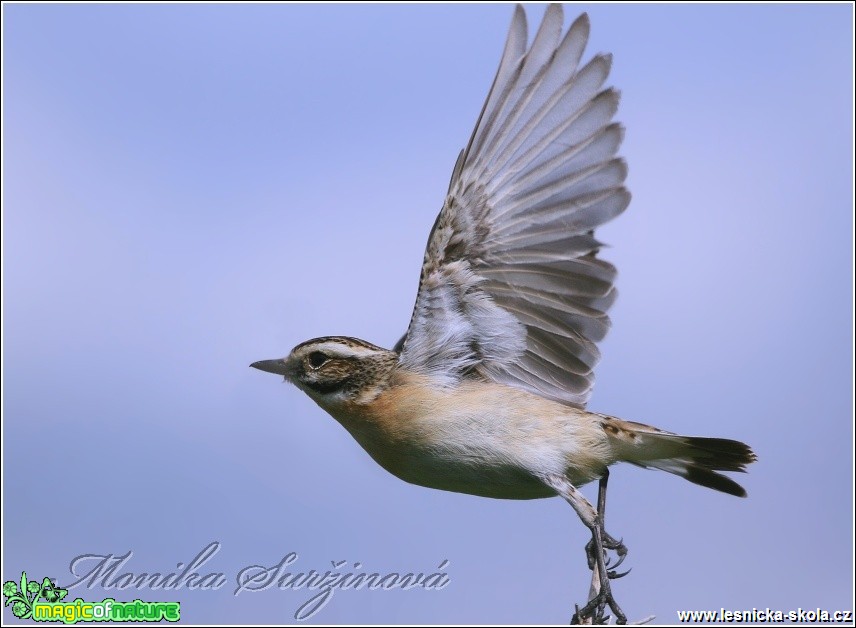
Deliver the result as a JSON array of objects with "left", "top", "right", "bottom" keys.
[
  {"left": 640, "top": 435, "right": 757, "bottom": 497},
  {"left": 683, "top": 459, "right": 749, "bottom": 497},
  {"left": 603, "top": 418, "right": 757, "bottom": 497}
]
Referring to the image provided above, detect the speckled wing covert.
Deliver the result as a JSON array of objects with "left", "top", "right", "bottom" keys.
[{"left": 397, "top": 4, "right": 629, "bottom": 408}]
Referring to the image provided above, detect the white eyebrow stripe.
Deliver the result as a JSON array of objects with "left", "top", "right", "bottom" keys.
[{"left": 305, "top": 341, "right": 380, "bottom": 360}]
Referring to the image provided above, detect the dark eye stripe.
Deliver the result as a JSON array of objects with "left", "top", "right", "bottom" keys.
[{"left": 303, "top": 377, "right": 352, "bottom": 395}]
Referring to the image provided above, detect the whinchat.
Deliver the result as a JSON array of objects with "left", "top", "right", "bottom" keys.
[{"left": 252, "top": 5, "right": 756, "bottom": 623}]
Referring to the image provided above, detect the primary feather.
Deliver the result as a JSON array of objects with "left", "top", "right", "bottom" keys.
[{"left": 399, "top": 5, "right": 630, "bottom": 407}]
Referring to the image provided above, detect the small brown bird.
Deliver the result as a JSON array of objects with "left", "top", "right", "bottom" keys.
[{"left": 252, "top": 4, "right": 755, "bottom": 623}]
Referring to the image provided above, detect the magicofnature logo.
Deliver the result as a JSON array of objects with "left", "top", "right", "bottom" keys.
[{"left": 3, "top": 572, "right": 180, "bottom": 624}]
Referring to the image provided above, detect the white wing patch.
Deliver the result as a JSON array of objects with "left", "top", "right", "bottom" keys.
[
  {"left": 400, "top": 216, "right": 528, "bottom": 387},
  {"left": 399, "top": 5, "right": 629, "bottom": 407}
]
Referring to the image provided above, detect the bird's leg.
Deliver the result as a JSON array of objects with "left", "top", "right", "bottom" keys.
[
  {"left": 585, "top": 470, "right": 629, "bottom": 576},
  {"left": 542, "top": 474, "right": 627, "bottom": 626}
]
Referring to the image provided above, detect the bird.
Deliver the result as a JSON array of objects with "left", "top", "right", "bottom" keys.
[{"left": 251, "top": 4, "right": 756, "bottom": 623}]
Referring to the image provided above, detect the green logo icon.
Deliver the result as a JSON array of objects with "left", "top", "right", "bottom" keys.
[
  {"left": 4, "top": 572, "right": 180, "bottom": 623},
  {"left": 3, "top": 572, "right": 68, "bottom": 619}
]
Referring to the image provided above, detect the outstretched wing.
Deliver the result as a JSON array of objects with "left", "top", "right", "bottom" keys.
[{"left": 398, "top": 4, "right": 629, "bottom": 408}]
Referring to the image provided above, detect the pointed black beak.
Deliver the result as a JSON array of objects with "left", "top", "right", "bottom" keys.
[{"left": 250, "top": 359, "right": 291, "bottom": 376}]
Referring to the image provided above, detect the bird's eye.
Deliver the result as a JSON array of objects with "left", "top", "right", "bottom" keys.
[{"left": 307, "top": 351, "right": 329, "bottom": 369}]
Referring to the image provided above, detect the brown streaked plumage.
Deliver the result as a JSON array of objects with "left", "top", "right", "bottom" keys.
[{"left": 251, "top": 5, "right": 755, "bottom": 624}]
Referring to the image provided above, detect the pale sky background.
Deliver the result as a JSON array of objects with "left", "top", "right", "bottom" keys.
[{"left": 3, "top": 2, "right": 853, "bottom": 624}]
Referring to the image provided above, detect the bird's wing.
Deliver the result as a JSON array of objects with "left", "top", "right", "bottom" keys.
[{"left": 398, "top": 4, "right": 629, "bottom": 408}]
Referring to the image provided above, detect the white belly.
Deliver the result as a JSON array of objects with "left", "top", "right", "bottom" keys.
[{"left": 319, "top": 376, "right": 612, "bottom": 499}]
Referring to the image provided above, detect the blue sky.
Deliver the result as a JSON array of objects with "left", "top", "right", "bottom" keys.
[{"left": 3, "top": 3, "right": 853, "bottom": 623}]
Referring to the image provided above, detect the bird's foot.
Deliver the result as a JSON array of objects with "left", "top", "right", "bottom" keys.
[
  {"left": 585, "top": 532, "right": 629, "bottom": 578},
  {"left": 571, "top": 576, "right": 626, "bottom": 625},
  {"left": 573, "top": 521, "right": 628, "bottom": 624}
]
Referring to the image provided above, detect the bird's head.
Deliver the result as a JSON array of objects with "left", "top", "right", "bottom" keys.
[{"left": 251, "top": 336, "right": 398, "bottom": 408}]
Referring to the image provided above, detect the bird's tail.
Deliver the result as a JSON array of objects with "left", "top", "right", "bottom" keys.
[{"left": 601, "top": 416, "right": 757, "bottom": 497}]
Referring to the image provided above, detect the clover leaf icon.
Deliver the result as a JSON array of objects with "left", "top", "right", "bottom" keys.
[
  {"left": 3, "top": 571, "right": 67, "bottom": 620},
  {"left": 40, "top": 577, "right": 67, "bottom": 603}
]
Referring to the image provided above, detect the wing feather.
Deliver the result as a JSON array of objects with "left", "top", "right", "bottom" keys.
[{"left": 399, "top": 4, "right": 629, "bottom": 407}]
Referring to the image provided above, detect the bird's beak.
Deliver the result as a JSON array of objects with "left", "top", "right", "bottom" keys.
[{"left": 250, "top": 358, "right": 292, "bottom": 377}]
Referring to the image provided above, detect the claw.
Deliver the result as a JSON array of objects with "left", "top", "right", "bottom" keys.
[
  {"left": 586, "top": 534, "right": 627, "bottom": 572},
  {"left": 606, "top": 548, "right": 627, "bottom": 571},
  {"left": 571, "top": 584, "right": 626, "bottom": 625},
  {"left": 607, "top": 567, "right": 632, "bottom": 580}
]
